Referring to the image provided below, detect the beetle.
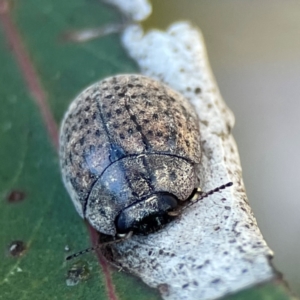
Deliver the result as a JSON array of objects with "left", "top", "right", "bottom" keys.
[{"left": 59, "top": 75, "right": 232, "bottom": 259}]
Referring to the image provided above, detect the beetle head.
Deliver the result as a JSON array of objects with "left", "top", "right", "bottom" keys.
[{"left": 115, "top": 193, "right": 178, "bottom": 235}]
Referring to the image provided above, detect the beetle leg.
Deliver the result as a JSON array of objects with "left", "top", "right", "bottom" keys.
[
  {"left": 167, "top": 210, "right": 181, "bottom": 216},
  {"left": 168, "top": 187, "right": 203, "bottom": 216},
  {"left": 191, "top": 187, "right": 203, "bottom": 202}
]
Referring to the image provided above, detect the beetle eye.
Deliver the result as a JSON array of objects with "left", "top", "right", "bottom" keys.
[
  {"left": 158, "top": 193, "right": 178, "bottom": 210},
  {"left": 115, "top": 211, "right": 129, "bottom": 234},
  {"left": 115, "top": 193, "right": 178, "bottom": 234}
]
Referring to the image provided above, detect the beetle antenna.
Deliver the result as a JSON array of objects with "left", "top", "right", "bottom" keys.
[
  {"left": 185, "top": 182, "right": 233, "bottom": 210},
  {"left": 168, "top": 182, "right": 233, "bottom": 216},
  {"left": 65, "top": 231, "right": 133, "bottom": 261}
]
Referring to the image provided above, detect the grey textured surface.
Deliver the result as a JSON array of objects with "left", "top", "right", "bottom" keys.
[
  {"left": 100, "top": 21, "right": 275, "bottom": 300},
  {"left": 146, "top": 1, "right": 300, "bottom": 295}
]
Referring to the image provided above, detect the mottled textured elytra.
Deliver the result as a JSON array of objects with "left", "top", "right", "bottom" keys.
[{"left": 59, "top": 75, "right": 201, "bottom": 236}]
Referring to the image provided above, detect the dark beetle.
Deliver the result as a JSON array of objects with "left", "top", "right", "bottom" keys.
[{"left": 60, "top": 75, "right": 202, "bottom": 237}]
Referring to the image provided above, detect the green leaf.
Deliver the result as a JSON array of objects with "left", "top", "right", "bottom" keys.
[
  {"left": 0, "top": 0, "right": 296, "bottom": 299},
  {"left": 0, "top": 0, "right": 160, "bottom": 299}
]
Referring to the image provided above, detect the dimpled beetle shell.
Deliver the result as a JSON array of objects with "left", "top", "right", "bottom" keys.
[{"left": 59, "top": 75, "right": 201, "bottom": 236}]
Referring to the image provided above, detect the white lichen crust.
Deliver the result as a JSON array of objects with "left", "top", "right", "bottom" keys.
[
  {"left": 104, "top": 0, "right": 151, "bottom": 22},
  {"left": 102, "top": 22, "right": 275, "bottom": 300}
]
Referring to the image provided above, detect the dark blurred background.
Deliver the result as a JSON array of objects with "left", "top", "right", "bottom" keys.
[{"left": 145, "top": 0, "right": 300, "bottom": 296}]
